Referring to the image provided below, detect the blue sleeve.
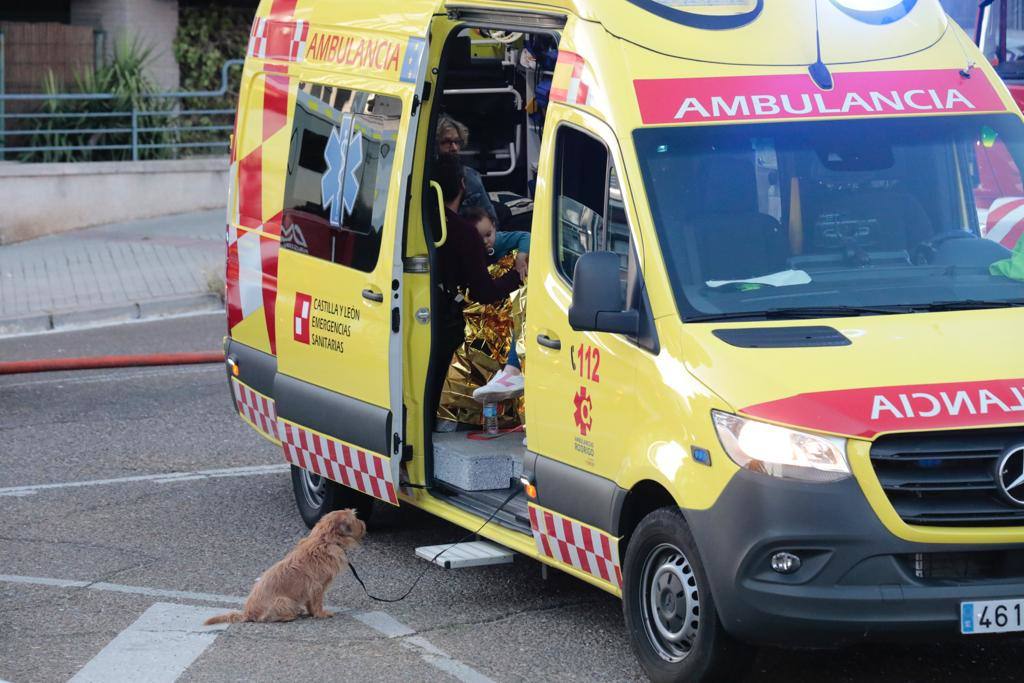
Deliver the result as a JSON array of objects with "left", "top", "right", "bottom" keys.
[
  {"left": 459, "top": 166, "right": 497, "bottom": 222},
  {"left": 492, "top": 231, "right": 531, "bottom": 259}
]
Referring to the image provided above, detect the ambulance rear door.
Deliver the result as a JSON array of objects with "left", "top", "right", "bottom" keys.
[{"left": 273, "top": 20, "right": 431, "bottom": 506}]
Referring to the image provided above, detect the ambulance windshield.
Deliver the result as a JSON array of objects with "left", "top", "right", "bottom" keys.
[{"left": 634, "top": 114, "right": 1024, "bottom": 321}]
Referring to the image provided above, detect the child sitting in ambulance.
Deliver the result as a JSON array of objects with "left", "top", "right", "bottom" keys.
[{"left": 465, "top": 206, "right": 530, "bottom": 401}]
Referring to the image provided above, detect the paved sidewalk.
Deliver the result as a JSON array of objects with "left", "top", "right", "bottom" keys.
[{"left": 0, "top": 210, "right": 225, "bottom": 336}]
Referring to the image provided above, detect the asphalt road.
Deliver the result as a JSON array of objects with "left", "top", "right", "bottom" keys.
[{"left": 1, "top": 313, "right": 1021, "bottom": 682}]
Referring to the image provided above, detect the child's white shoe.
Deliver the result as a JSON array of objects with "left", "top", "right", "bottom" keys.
[{"left": 472, "top": 370, "right": 525, "bottom": 401}]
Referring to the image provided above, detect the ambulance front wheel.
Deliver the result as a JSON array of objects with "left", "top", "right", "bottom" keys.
[
  {"left": 622, "top": 507, "right": 754, "bottom": 683},
  {"left": 290, "top": 465, "right": 375, "bottom": 529}
]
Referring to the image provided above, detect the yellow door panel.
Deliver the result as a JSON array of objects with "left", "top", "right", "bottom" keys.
[{"left": 526, "top": 111, "right": 642, "bottom": 484}]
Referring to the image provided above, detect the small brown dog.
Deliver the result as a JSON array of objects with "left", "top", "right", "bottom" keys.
[{"left": 205, "top": 509, "right": 366, "bottom": 625}]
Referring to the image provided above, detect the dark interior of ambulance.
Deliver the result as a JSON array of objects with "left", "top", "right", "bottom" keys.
[{"left": 419, "top": 22, "right": 563, "bottom": 532}]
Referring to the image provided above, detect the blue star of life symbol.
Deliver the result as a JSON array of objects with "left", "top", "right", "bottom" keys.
[{"left": 321, "top": 113, "right": 364, "bottom": 227}]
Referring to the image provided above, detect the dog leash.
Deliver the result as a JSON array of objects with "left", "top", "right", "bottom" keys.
[{"left": 348, "top": 486, "right": 524, "bottom": 603}]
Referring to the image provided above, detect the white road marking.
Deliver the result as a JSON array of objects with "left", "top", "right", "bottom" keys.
[
  {"left": 68, "top": 602, "right": 228, "bottom": 683},
  {"left": 402, "top": 636, "right": 498, "bottom": 683},
  {"left": 0, "top": 575, "right": 244, "bottom": 605},
  {"left": 88, "top": 582, "right": 246, "bottom": 606},
  {"left": 2, "top": 575, "right": 495, "bottom": 683},
  {"left": 0, "top": 464, "right": 288, "bottom": 497},
  {"left": 0, "top": 574, "right": 90, "bottom": 589},
  {"left": 352, "top": 610, "right": 416, "bottom": 637}
]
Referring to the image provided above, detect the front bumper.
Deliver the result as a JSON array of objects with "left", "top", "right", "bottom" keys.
[{"left": 686, "top": 469, "right": 1024, "bottom": 647}]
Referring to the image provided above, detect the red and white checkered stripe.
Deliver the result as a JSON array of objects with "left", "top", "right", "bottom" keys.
[
  {"left": 289, "top": 20, "right": 309, "bottom": 62},
  {"left": 248, "top": 17, "right": 269, "bottom": 59},
  {"left": 231, "top": 378, "right": 280, "bottom": 442},
  {"left": 247, "top": 17, "right": 309, "bottom": 63},
  {"left": 529, "top": 504, "right": 622, "bottom": 590},
  {"left": 279, "top": 420, "right": 399, "bottom": 506},
  {"left": 983, "top": 196, "right": 1024, "bottom": 249}
]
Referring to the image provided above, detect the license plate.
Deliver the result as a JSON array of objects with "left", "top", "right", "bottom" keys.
[{"left": 961, "top": 599, "right": 1024, "bottom": 634}]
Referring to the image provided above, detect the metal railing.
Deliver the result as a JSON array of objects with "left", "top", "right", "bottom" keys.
[{"left": 0, "top": 58, "right": 243, "bottom": 162}]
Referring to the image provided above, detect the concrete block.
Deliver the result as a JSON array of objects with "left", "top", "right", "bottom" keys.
[{"left": 433, "top": 432, "right": 525, "bottom": 491}]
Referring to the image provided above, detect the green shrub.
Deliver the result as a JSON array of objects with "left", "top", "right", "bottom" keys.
[
  {"left": 172, "top": 6, "right": 251, "bottom": 157},
  {"left": 174, "top": 5, "right": 251, "bottom": 103},
  {"left": 21, "top": 39, "right": 174, "bottom": 163}
]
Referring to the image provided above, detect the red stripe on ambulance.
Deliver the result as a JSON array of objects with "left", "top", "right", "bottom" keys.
[
  {"left": 634, "top": 69, "right": 1005, "bottom": 125},
  {"left": 742, "top": 378, "right": 1024, "bottom": 439},
  {"left": 529, "top": 504, "right": 623, "bottom": 590},
  {"left": 279, "top": 419, "right": 399, "bottom": 506},
  {"left": 232, "top": 378, "right": 280, "bottom": 442}
]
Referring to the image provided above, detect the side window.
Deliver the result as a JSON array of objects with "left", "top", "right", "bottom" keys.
[
  {"left": 554, "top": 127, "right": 633, "bottom": 295},
  {"left": 555, "top": 127, "right": 610, "bottom": 281},
  {"left": 281, "top": 83, "right": 402, "bottom": 272}
]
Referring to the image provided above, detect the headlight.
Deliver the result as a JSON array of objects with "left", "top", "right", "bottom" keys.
[{"left": 712, "top": 411, "right": 850, "bottom": 482}]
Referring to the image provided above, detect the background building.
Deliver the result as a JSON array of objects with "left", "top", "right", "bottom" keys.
[{"left": 0, "top": 0, "right": 257, "bottom": 95}]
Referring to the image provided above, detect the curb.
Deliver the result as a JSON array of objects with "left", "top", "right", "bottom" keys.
[{"left": 0, "top": 293, "right": 223, "bottom": 338}]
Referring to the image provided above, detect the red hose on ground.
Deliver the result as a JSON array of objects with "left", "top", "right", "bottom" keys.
[{"left": 0, "top": 352, "right": 224, "bottom": 375}]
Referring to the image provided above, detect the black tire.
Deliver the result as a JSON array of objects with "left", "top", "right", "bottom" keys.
[
  {"left": 289, "top": 465, "right": 375, "bottom": 529},
  {"left": 622, "top": 507, "right": 755, "bottom": 683}
]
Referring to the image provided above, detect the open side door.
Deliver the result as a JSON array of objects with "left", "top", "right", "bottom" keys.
[{"left": 271, "top": 17, "right": 433, "bottom": 507}]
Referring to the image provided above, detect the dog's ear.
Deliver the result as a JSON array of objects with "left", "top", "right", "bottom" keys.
[{"left": 328, "top": 509, "right": 355, "bottom": 536}]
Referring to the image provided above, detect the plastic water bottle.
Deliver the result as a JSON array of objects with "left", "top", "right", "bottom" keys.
[{"left": 483, "top": 401, "right": 499, "bottom": 436}]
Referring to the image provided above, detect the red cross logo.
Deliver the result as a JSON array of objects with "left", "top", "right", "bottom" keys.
[
  {"left": 293, "top": 293, "right": 312, "bottom": 344},
  {"left": 573, "top": 386, "right": 593, "bottom": 437}
]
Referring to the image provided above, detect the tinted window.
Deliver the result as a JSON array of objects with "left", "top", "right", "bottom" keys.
[
  {"left": 634, "top": 115, "right": 1024, "bottom": 321},
  {"left": 281, "top": 84, "right": 401, "bottom": 272},
  {"left": 554, "top": 127, "right": 631, "bottom": 291}
]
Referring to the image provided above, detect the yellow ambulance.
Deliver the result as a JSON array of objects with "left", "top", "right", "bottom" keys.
[{"left": 223, "top": 0, "right": 1024, "bottom": 679}]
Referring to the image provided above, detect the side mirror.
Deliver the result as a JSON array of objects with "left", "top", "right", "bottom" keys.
[{"left": 568, "top": 251, "right": 640, "bottom": 335}]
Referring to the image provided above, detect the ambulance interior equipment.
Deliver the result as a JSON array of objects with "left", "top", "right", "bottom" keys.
[
  {"left": 636, "top": 113, "right": 1024, "bottom": 321},
  {"left": 436, "top": 26, "right": 558, "bottom": 224},
  {"left": 426, "top": 24, "right": 562, "bottom": 530}
]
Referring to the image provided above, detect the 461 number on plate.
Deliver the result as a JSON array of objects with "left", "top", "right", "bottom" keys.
[{"left": 962, "top": 599, "right": 1024, "bottom": 634}]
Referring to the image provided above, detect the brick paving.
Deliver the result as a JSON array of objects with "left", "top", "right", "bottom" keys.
[{"left": 0, "top": 210, "right": 224, "bottom": 320}]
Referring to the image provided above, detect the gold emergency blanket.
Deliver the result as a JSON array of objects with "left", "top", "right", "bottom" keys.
[{"left": 438, "top": 254, "right": 527, "bottom": 427}]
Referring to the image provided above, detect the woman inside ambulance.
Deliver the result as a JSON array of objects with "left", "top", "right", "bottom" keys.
[
  {"left": 634, "top": 114, "right": 1024, "bottom": 320},
  {"left": 428, "top": 153, "right": 524, "bottom": 430},
  {"left": 436, "top": 114, "right": 499, "bottom": 224}
]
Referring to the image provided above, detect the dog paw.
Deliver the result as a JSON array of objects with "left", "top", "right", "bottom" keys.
[{"left": 317, "top": 611, "right": 335, "bottom": 619}]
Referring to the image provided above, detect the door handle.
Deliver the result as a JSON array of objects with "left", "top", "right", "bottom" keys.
[
  {"left": 362, "top": 288, "right": 384, "bottom": 303},
  {"left": 537, "top": 333, "right": 561, "bottom": 351}
]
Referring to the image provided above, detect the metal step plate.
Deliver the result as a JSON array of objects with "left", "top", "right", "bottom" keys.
[{"left": 415, "top": 541, "right": 515, "bottom": 569}]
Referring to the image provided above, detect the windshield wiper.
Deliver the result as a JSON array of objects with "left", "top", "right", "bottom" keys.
[
  {"left": 686, "top": 305, "right": 913, "bottom": 323},
  {"left": 913, "top": 299, "right": 1024, "bottom": 312}
]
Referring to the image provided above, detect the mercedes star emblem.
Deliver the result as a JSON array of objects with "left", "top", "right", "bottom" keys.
[{"left": 997, "top": 446, "right": 1024, "bottom": 507}]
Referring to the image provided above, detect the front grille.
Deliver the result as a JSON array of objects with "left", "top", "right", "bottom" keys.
[
  {"left": 899, "top": 550, "right": 1024, "bottom": 581},
  {"left": 870, "top": 428, "right": 1024, "bottom": 527}
]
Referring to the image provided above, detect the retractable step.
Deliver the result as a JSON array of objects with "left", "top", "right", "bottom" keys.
[{"left": 415, "top": 541, "right": 515, "bottom": 569}]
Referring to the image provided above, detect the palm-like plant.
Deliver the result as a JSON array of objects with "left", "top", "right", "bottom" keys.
[{"left": 21, "top": 38, "right": 174, "bottom": 162}]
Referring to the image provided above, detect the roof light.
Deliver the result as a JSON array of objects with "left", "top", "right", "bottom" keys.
[
  {"left": 830, "top": 0, "right": 917, "bottom": 24},
  {"left": 627, "top": 0, "right": 763, "bottom": 30}
]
